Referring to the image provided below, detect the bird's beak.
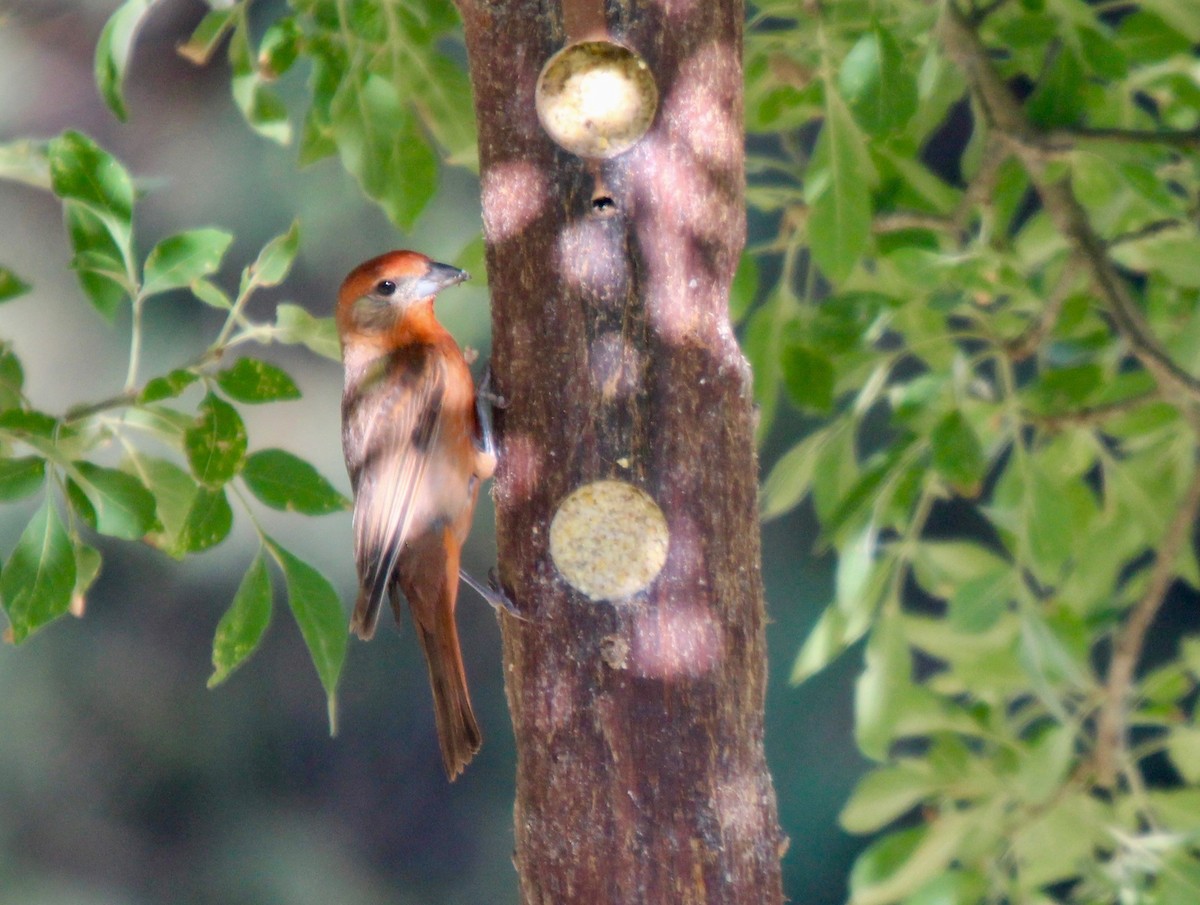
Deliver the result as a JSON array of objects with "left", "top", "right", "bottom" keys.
[{"left": 414, "top": 261, "right": 469, "bottom": 298}]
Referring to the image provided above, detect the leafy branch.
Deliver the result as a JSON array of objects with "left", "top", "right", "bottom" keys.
[{"left": 0, "top": 130, "right": 348, "bottom": 725}]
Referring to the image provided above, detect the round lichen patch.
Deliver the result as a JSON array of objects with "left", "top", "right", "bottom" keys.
[
  {"left": 535, "top": 41, "right": 658, "bottom": 159},
  {"left": 549, "top": 480, "right": 669, "bottom": 600}
]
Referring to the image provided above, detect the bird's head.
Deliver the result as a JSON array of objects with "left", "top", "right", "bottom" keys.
[{"left": 336, "top": 250, "right": 469, "bottom": 340}]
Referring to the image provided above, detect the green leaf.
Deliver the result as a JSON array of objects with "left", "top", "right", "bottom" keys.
[
  {"left": 0, "top": 267, "right": 30, "bottom": 302},
  {"left": 129, "top": 455, "right": 197, "bottom": 558},
  {"left": 947, "top": 570, "right": 1012, "bottom": 633},
  {"left": 0, "top": 138, "right": 52, "bottom": 190},
  {"left": 1167, "top": 726, "right": 1200, "bottom": 784},
  {"left": 177, "top": 7, "right": 236, "bottom": 66},
  {"left": 729, "top": 253, "right": 759, "bottom": 323},
  {"left": 229, "top": 15, "right": 291, "bottom": 144},
  {"left": 184, "top": 393, "right": 248, "bottom": 487},
  {"left": 94, "top": 0, "right": 158, "bottom": 122},
  {"left": 837, "top": 24, "right": 918, "bottom": 135},
  {"left": 930, "top": 410, "right": 986, "bottom": 495},
  {"left": 179, "top": 485, "right": 233, "bottom": 552},
  {"left": 404, "top": 50, "right": 479, "bottom": 167},
  {"left": 848, "top": 812, "right": 969, "bottom": 905},
  {"left": 330, "top": 73, "right": 439, "bottom": 229},
  {"left": 64, "top": 204, "right": 131, "bottom": 320},
  {"left": 840, "top": 764, "right": 934, "bottom": 834},
  {"left": 1026, "top": 46, "right": 1084, "bottom": 128},
  {"left": 0, "top": 344, "right": 23, "bottom": 409},
  {"left": 0, "top": 409, "right": 58, "bottom": 438},
  {"left": 856, "top": 610, "right": 912, "bottom": 761},
  {"left": 0, "top": 457, "right": 46, "bottom": 501},
  {"left": 190, "top": 279, "right": 232, "bottom": 310},
  {"left": 266, "top": 537, "right": 347, "bottom": 732},
  {"left": 807, "top": 86, "right": 873, "bottom": 283},
  {"left": 761, "top": 429, "right": 829, "bottom": 521},
  {"left": 209, "top": 550, "right": 273, "bottom": 687},
  {"left": 69, "top": 461, "right": 157, "bottom": 541},
  {"left": 792, "top": 605, "right": 864, "bottom": 684},
  {"left": 1015, "top": 724, "right": 1075, "bottom": 804},
  {"left": 274, "top": 304, "right": 341, "bottom": 361},
  {"left": 248, "top": 220, "right": 300, "bottom": 288},
  {"left": 257, "top": 17, "right": 301, "bottom": 80},
  {"left": 242, "top": 449, "right": 349, "bottom": 515},
  {"left": 2, "top": 497, "right": 76, "bottom": 643},
  {"left": 781, "top": 343, "right": 835, "bottom": 412},
  {"left": 215, "top": 358, "right": 301, "bottom": 404},
  {"left": 140, "top": 368, "right": 198, "bottom": 403},
  {"left": 1116, "top": 10, "right": 1192, "bottom": 62},
  {"left": 47, "top": 131, "right": 134, "bottom": 226},
  {"left": 71, "top": 540, "right": 102, "bottom": 615},
  {"left": 142, "top": 228, "right": 233, "bottom": 296}
]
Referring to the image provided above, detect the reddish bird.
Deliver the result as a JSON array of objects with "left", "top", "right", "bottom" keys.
[{"left": 336, "top": 250, "right": 496, "bottom": 779}]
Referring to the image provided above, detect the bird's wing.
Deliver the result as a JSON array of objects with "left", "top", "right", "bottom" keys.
[{"left": 345, "top": 348, "right": 446, "bottom": 637}]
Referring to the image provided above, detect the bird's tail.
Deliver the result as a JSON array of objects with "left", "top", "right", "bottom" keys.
[
  {"left": 415, "top": 612, "right": 482, "bottom": 780},
  {"left": 404, "top": 527, "right": 481, "bottom": 779}
]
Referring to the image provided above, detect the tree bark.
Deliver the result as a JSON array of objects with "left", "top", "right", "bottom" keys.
[{"left": 457, "top": 0, "right": 785, "bottom": 901}]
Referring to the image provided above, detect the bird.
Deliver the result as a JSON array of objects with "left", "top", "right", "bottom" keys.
[{"left": 336, "top": 250, "right": 496, "bottom": 779}]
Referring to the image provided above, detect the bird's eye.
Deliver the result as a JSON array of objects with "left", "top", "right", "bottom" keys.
[{"left": 375, "top": 279, "right": 397, "bottom": 297}]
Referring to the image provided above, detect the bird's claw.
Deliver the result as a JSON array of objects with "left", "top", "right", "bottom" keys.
[{"left": 459, "top": 567, "right": 526, "bottom": 621}]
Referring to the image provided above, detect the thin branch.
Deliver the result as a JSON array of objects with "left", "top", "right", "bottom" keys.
[
  {"left": 1109, "top": 218, "right": 1187, "bottom": 248},
  {"left": 1050, "top": 126, "right": 1200, "bottom": 151},
  {"left": 1023, "top": 392, "right": 1158, "bottom": 432},
  {"left": 939, "top": 3, "right": 1200, "bottom": 414},
  {"left": 1094, "top": 465, "right": 1200, "bottom": 788},
  {"left": 953, "top": 134, "right": 1010, "bottom": 236},
  {"left": 1003, "top": 253, "right": 1084, "bottom": 361},
  {"left": 873, "top": 210, "right": 956, "bottom": 234}
]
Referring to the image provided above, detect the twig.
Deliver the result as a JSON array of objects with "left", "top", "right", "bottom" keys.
[
  {"left": 1094, "top": 465, "right": 1200, "bottom": 788},
  {"left": 1023, "top": 392, "right": 1158, "bottom": 432},
  {"left": 1004, "top": 253, "right": 1084, "bottom": 361},
  {"left": 873, "top": 211, "right": 956, "bottom": 234},
  {"left": 938, "top": 3, "right": 1200, "bottom": 415},
  {"left": 953, "top": 134, "right": 1010, "bottom": 237},
  {"left": 1109, "top": 218, "right": 1187, "bottom": 248},
  {"left": 1049, "top": 126, "right": 1200, "bottom": 151}
]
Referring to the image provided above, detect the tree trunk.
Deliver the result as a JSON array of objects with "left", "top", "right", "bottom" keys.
[{"left": 457, "top": 0, "right": 785, "bottom": 901}]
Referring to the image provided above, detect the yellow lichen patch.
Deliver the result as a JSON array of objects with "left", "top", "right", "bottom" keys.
[
  {"left": 535, "top": 41, "right": 658, "bottom": 159},
  {"left": 549, "top": 479, "right": 668, "bottom": 600}
]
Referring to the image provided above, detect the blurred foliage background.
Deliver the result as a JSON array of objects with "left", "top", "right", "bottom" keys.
[
  {"left": 0, "top": 1, "right": 862, "bottom": 902},
  {"left": 8, "top": 0, "right": 1200, "bottom": 901}
]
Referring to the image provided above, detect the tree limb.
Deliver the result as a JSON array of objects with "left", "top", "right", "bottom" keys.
[
  {"left": 938, "top": 2, "right": 1200, "bottom": 415},
  {"left": 1094, "top": 465, "right": 1200, "bottom": 788}
]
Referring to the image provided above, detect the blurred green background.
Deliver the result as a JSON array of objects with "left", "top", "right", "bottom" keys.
[{"left": 0, "top": 1, "right": 863, "bottom": 901}]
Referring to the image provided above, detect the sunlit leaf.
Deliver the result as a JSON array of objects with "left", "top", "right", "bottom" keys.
[
  {"left": 247, "top": 220, "right": 300, "bottom": 288},
  {"left": 274, "top": 303, "right": 341, "bottom": 361},
  {"left": 330, "top": 73, "right": 438, "bottom": 229},
  {"left": 807, "top": 86, "right": 873, "bottom": 283},
  {"left": 142, "top": 228, "right": 233, "bottom": 296},
  {"left": 838, "top": 24, "right": 917, "bottom": 134}
]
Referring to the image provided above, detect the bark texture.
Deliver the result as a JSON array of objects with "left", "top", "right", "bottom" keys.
[{"left": 457, "top": 0, "right": 785, "bottom": 900}]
